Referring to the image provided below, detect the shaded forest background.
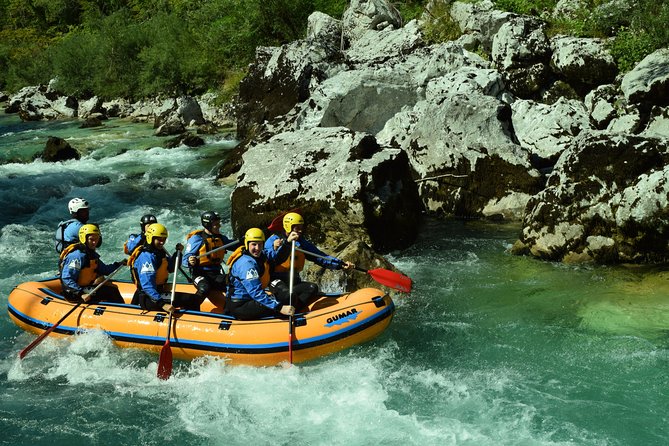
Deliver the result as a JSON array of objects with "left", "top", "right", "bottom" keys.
[{"left": 0, "top": 0, "right": 667, "bottom": 102}]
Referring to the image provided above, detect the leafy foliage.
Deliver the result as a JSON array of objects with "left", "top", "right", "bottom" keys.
[
  {"left": 493, "top": 0, "right": 557, "bottom": 15},
  {"left": 0, "top": 28, "right": 53, "bottom": 89},
  {"left": 2, "top": 0, "right": 669, "bottom": 98},
  {"left": 608, "top": 27, "right": 656, "bottom": 73},
  {"left": 494, "top": 0, "right": 669, "bottom": 72},
  {"left": 0, "top": 0, "right": 352, "bottom": 97},
  {"left": 394, "top": 0, "right": 426, "bottom": 23},
  {"left": 421, "top": 0, "right": 462, "bottom": 44}
]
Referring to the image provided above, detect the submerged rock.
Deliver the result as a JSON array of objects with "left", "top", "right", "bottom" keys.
[{"left": 37, "top": 137, "right": 81, "bottom": 162}]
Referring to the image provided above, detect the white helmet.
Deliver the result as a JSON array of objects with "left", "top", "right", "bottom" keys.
[{"left": 68, "top": 197, "right": 90, "bottom": 214}]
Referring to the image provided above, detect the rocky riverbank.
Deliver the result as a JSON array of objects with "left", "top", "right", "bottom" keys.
[
  {"left": 3, "top": 0, "right": 669, "bottom": 283},
  {"left": 225, "top": 0, "right": 669, "bottom": 268}
]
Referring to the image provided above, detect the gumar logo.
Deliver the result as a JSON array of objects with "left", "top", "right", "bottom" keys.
[{"left": 325, "top": 308, "right": 360, "bottom": 327}]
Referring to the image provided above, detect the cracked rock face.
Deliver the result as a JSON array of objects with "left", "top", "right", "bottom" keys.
[
  {"left": 230, "top": 127, "right": 421, "bottom": 253},
  {"left": 621, "top": 48, "right": 669, "bottom": 106},
  {"left": 225, "top": 0, "right": 669, "bottom": 266},
  {"left": 513, "top": 131, "right": 669, "bottom": 263}
]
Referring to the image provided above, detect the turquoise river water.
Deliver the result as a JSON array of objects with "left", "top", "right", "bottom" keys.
[{"left": 0, "top": 112, "right": 667, "bottom": 445}]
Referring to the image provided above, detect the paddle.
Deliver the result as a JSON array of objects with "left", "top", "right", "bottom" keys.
[
  {"left": 267, "top": 208, "right": 302, "bottom": 233},
  {"left": 19, "top": 263, "right": 127, "bottom": 360},
  {"left": 178, "top": 265, "right": 193, "bottom": 283},
  {"left": 157, "top": 251, "right": 180, "bottom": 380},
  {"left": 288, "top": 241, "right": 295, "bottom": 364},
  {"left": 197, "top": 239, "right": 240, "bottom": 259},
  {"left": 294, "top": 246, "right": 413, "bottom": 293}
]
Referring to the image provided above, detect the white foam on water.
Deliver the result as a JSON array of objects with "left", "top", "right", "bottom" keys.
[
  {"left": 2, "top": 116, "right": 668, "bottom": 446},
  {"left": 6, "top": 331, "right": 610, "bottom": 445}
]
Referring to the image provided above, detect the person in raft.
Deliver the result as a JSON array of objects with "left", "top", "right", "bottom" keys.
[
  {"left": 129, "top": 223, "right": 203, "bottom": 313},
  {"left": 264, "top": 212, "right": 354, "bottom": 308},
  {"left": 59, "top": 224, "right": 125, "bottom": 304},
  {"left": 54, "top": 197, "right": 91, "bottom": 253},
  {"left": 182, "top": 211, "right": 236, "bottom": 304},
  {"left": 224, "top": 228, "right": 295, "bottom": 320},
  {"left": 124, "top": 213, "right": 158, "bottom": 255}
]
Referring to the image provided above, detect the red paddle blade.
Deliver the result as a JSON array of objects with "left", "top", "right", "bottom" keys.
[
  {"left": 19, "top": 328, "right": 52, "bottom": 359},
  {"left": 367, "top": 268, "right": 413, "bottom": 293},
  {"left": 157, "top": 341, "right": 173, "bottom": 380},
  {"left": 267, "top": 208, "right": 301, "bottom": 232}
]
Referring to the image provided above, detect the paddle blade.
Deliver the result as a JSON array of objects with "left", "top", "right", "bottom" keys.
[
  {"left": 157, "top": 340, "right": 173, "bottom": 380},
  {"left": 367, "top": 268, "right": 413, "bottom": 293},
  {"left": 19, "top": 302, "right": 83, "bottom": 360},
  {"left": 19, "top": 328, "right": 53, "bottom": 359},
  {"left": 19, "top": 333, "right": 48, "bottom": 359},
  {"left": 267, "top": 208, "right": 301, "bottom": 232}
]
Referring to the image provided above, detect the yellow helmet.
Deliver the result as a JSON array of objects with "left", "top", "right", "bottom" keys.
[
  {"left": 78, "top": 224, "right": 101, "bottom": 244},
  {"left": 145, "top": 223, "right": 168, "bottom": 244},
  {"left": 283, "top": 212, "right": 304, "bottom": 233},
  {"left": 244, "top": 227, "right": 265, "bottom": 250}
]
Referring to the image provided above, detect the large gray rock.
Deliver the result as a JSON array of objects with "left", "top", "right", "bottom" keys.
[
  {"left": 102, "top": 98, "right": 134, "bottom": 117},
  {"left": 230, "top": 127, "right": 421, "bottom": 253},
  {"left": 17, "top": 92, "right": 58, "bottom": 121},
  {"left": 584, "top": 84, "right": 618, "bottom": 129},
  {"left": 50, "top": 96, "right": 78, "bottom": 118},
  {"left": 511, "top": 97, "right": 591, "bottom": 160},
  {"left": 307, "top": 11, "right": 343, "bottom": 49},
  {"left": 198, "top": 93, "right": 235, "bottom": 128},
  {"left": 130, "top": 97, "right": 164, "bottom": 122},
  {"left": 448, "top": 0, "right": 515, "bottom": 53},
  {"left": 513, "top": 131, "right": 669, "bottom": 263},
  {"left": 621, "top": 48, "right": 669, "bottom": 106},
  {"left": 236, "top": 37, "right": 343, "bottom": 139},
  {"left": 155, "top": 96, "right": 206, "bottom": 127},
  {"left": 5, "top": 86, "right": 43, "bottom": 113},
  {"left": 550, "top": 35, "right": 617, "bottom": 87},
  {"left": 269, "top": 41, "right": 486, "bottom": 137},
  {"left": 607, "top": 105, "right": 643, "bottom": 134},
  {"left": 492, "top": 16, "right": 551, "bottom": 97},
  {"left": 377, "top": 68, "right": 543, "bottom": 220},
  {"left": 345, "top": 19, "right": 424, "bottom": 65},
  {"left": 643, "top": 106, "right": 669, "bottom": 137},
  {"left": 492, "top": 16, "right": 550, "bottom": 71},
  {"left": 154, "top": 118, "right": 186, "bottom": 136},
  {"left": 288, "top": 70, "right": 420, "bottom": 134},
  {"left": 176, "top": 96, "right": 205, "bottom": 125},
  {"left": 6, "top": 85, "right": 75, "bottom": 121},
  {"left": 78, "top": 96, "right": 103, "bottom": 119},
  {"left": 342, "top": 0, "right": 402, "bottom": 43}
]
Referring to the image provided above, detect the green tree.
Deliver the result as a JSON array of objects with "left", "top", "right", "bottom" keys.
[
  {"left": 0, "top": 28, "right": 52, "bottom": 90},
  {"left": 49, "top": 9, "right": 149, "bottom": 98},
  {"left": 136, "top": 12, "right": 211, "bottom": 96}
]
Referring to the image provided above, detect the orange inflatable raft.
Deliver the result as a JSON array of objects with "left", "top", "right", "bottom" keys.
[{"left": 7, "top": 278, "right": 395, "bottom": 366}]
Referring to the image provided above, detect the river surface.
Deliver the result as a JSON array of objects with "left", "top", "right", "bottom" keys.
[{"left": 0, "top": 112, "right": 668, "bottom": 445}]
